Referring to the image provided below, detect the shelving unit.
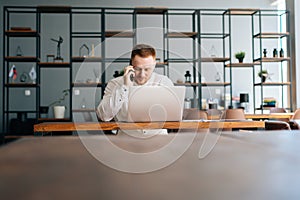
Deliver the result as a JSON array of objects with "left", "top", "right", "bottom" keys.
[
  {"left": 164, "top": 9, "right": 198, "bottom": 107},
  {"left": 253, "top": 9, "right": 291, "bottom": 112},
  {"left": 37, "top": 6, "right": 72, "bottom": 122},
  {"left": 198, "top": 9, "right": 231, "bottom": 109},
  {"left": 2, "top": 6, "right": 292, "bottom": 134},
  {"left": 3, "top": 6, "right": 40, "bottom": 134}
]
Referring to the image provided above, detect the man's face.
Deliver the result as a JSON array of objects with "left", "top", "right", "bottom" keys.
[{"left": 131, "top": 55, "right": 156, "bottom": 85}]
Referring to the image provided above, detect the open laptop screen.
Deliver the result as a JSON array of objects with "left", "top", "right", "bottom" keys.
[{"left": 127, "top": 86, "right": 186, "bottom": 122}]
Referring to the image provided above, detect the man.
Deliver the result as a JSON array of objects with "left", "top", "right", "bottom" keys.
[{"left": 97, "top": 44, "right": 174, "bottom": 135}]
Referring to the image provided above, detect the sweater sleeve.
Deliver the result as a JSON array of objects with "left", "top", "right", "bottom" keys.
[{"left": 96, "top": 79, "right": 129, "bottom": 121}]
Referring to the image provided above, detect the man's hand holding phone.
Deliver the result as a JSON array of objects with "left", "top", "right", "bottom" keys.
[{"left": 124, "top": 66, "right": 135, "bottom": 86}]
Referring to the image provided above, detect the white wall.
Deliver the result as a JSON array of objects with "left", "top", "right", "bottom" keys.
[
  {"left": 291, "top": 0, "right": 300, "bottom": 108},
  {"left": 295, "top": 1, "right": 300, "bottom": 108}
]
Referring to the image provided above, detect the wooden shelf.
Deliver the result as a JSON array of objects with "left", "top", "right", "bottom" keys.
[
  {"left": 105, "top": 31, "right": 134, "bottom": 37},
  {"left": 201, "top": 57, "right": 230, "bottom": 62},
  {"left": 166, "top": 32, "right": 198, "bottom": 38},
  {"left": 254, "top": 82, "right": 291, "bottom": 86},
  {"left": 156, "top": 62, "right": 168, "bottom": 66},
  {"left": 38, "top": 118, "right": 71, "bottom": 122},
  {"left": 226, "top": 62, "right": 260, "bottom": 67},
  {"left": 202, "top": 82, "right": 231, "bottom": 87},
  {"left": 72, "top": 57, "right": 102, "bottom": 62},
  {"left": 175, "top": 82, "right": 199, "bottom": 87},
  {"left": 255, "top": 107, "right": 291, "bottom": 111},
  {"left": 254, "top": 32, "right": 289, "bottom": 38},
  {"left": 135, "top": 7, "right": 167, "bottom": 14},
  {"left": 225, "top": 8, "right": 259, "bottom": 15},
  {"left": 5, "top": 30, "right": 38, "bottom": 37},
  {"left": 166, "top": 58, "right": 196, "bottom": 63},
  {"left": 5, "top": 110, "right": 37, "bottom": 114},
  {"left": 5, "top": 56, "right": 39, "bottom": 62},
  {"left": 38, "top": 62, "right": 70, "bottom": 67},
  {"left": 5, "top": 83, "right": 38, "bottom": 87},
  {"left": 72, "top": 109, "right": 96, "bottom": 112},
  {"left": 37, "top": 6, "right": 71, "bottom": 13},
  {"left": 200, "top": 33, "right": 230, "bottom": 39},
  {"left": 72, "top": 82, "right": 103, "bottom": 87},
  {"left": 175, "top": 82, "right": 230, "bottom": 87},
  {"left": 254, "top": 57, "right": 290, "bottom": 62}
]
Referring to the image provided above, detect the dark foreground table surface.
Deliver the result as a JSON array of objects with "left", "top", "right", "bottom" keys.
[{"left": 1, "top": 131, "right": 300, "bottom": 200}]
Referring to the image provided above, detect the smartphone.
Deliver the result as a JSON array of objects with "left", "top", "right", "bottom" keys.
[
  {"left": 129, "top": 60, "right": 134, "bottom": 82},
  {"left": 129, "top": 69, "right": 134, "bottom": 82}
]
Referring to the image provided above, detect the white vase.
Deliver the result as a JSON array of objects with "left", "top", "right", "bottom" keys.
[{"left": 53, "top": 106, "right": 65, "bottom": 119}]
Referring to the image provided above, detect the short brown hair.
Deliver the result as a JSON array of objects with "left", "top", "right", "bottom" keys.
[{"left": 130, "top": 44, "right": 156, "bottom": 63}]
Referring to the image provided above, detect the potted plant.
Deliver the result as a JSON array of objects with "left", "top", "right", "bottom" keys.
[
  {"left": 48, "top": 89, "right": 69, "bottom": 119},
  {"left": 258, "top": 69, "right": 269, "bottom": 83},
  {"left": 235, "top": 51, "right": 246, "bottom": 63}
]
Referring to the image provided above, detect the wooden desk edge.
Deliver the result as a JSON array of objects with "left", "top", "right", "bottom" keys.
[
  {"left": 34, "top": 121, "right": 265, "bottom": 132},
  {"left": 245, "top": 113, "right": 294, "bottom": 119}
]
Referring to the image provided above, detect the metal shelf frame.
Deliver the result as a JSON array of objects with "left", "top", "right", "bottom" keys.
[{"left": 2, "top": 6, "right": 292, "bottom": 134}]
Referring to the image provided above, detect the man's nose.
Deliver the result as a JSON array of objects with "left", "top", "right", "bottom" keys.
[{"left": 140, "top": 70, "right": 146, "bottom": 77}]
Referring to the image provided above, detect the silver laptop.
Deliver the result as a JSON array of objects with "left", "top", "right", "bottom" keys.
[{"left": 127, "top": 86, "right": 186, "bottom": 122}]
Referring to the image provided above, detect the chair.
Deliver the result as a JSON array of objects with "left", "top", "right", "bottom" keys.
[
  {"left": 207, "top": 109, "right": 222, "bottom": 120},
  {"left": 265, "top": 120, "right": 291, "bottom": 130},
  {"left": 291, "top": 108, "right": 300, "bottom": 120},
  {"left": 220, "top": 109, "right": 245, "bottom": 131},
  {"left": 289, "top": 109, "right": 300, "bottom": 130},
  {"left": 269, "top": 107, "right": 287, "bottom": 113},
  {"left": 265, "top": 108, "right": 291, "bottom": 130},
  {"left": 181, "top": 109, "right": 208, "bottom": 133},
  {"left": 221, "top": 108, "right": 245, "bottom": 120},
  {"left": 183, "top": 108, "right": 208, "bottom": 120},
  {"left": 269, "top": 107, "right": 288, "bottom": 122}
]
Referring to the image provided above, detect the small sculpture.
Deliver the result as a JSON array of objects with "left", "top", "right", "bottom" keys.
[
  {"left": 209, "top": 45, "right": 217, "bottom": 57},
  {"left": 184, "top": 71, "right": 191, "bottom": 83},
  {"left": 273, "top": 48, "right": 278, "bottom": 57},
  {"left": 29, "top": 66, "right": 37, "bottom": 83},
  {"left": 16, "top": 45, "right": 23, "bottom": 56},
  {"left": 280, "top": 48, "right": 284, "bottom": 57},
  {"left": 51, "top": 36, "right": 64, "bottom": 62},
  {"left": 93, "top": 68, "right": 101, "bottom": 83},
  {"left": 215, "top": 72, "right": 221, "bottom": 82},
  {"left": 113, "top": 71, "right": 120, "bottom": 78},
  {"left": 79, "top": 44, "right": 89, "bottom": 57},
  {"left": 9, "top": 65, "right": 17, "bottom": 82},
  {"left": 263, "top": 48, "right": 267, "bottom": 57},
  {"left": 20, "top": 72, "right": 28, "bottom": 82}
]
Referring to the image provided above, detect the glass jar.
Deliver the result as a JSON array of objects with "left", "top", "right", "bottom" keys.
[{"left": 184, "top": 98, "right": 192, "bottom": 109}]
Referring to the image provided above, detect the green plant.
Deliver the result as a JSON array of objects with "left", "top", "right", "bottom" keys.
[
  {"left": 235, "top": 51, "right": 246, "bottom": 59},
  {"left": 258, "top": 69, "right": 268, "bottom": 77},
  {"left": 48, "top": 89, "right": 69, "bottom": 107}
]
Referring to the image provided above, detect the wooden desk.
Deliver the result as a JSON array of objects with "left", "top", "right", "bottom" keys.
[
  {"left": 34, "top": 120, "right": 265, "bottom": 133},
  {"left": 1, "top": 132, "right": 300, "bottom": 200},
  {"left": 245, "top": 113, "right": 294, "bottom": 120}
]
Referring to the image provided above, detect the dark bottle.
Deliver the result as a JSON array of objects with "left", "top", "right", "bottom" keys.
[
  {"left": 263, "top": 48, "right": 267, "bottom": 57},
  {"left": 185, "top": 71, "right": 191, "bottom": 83},
  {"left": 280, "top": 48, "right": 284, "bottom": 57},
  {"left": 273, "top": 48, "right": 278, "bottom": 57}
]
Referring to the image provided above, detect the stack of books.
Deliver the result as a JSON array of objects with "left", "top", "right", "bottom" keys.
[{"left": 263, "top": 97, "right": 277, "bottom": 107}]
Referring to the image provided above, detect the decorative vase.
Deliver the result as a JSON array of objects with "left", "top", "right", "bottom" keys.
[
  {"left": 53, "top": 106, "right": 65, "bottom": 119},
  {"left": 40, "top": 106, "right": 49, "bottom": 114}
]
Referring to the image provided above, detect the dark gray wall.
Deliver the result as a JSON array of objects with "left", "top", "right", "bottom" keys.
[{"left": 0, "top": 0, "right": 288, "bottom": 130}]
